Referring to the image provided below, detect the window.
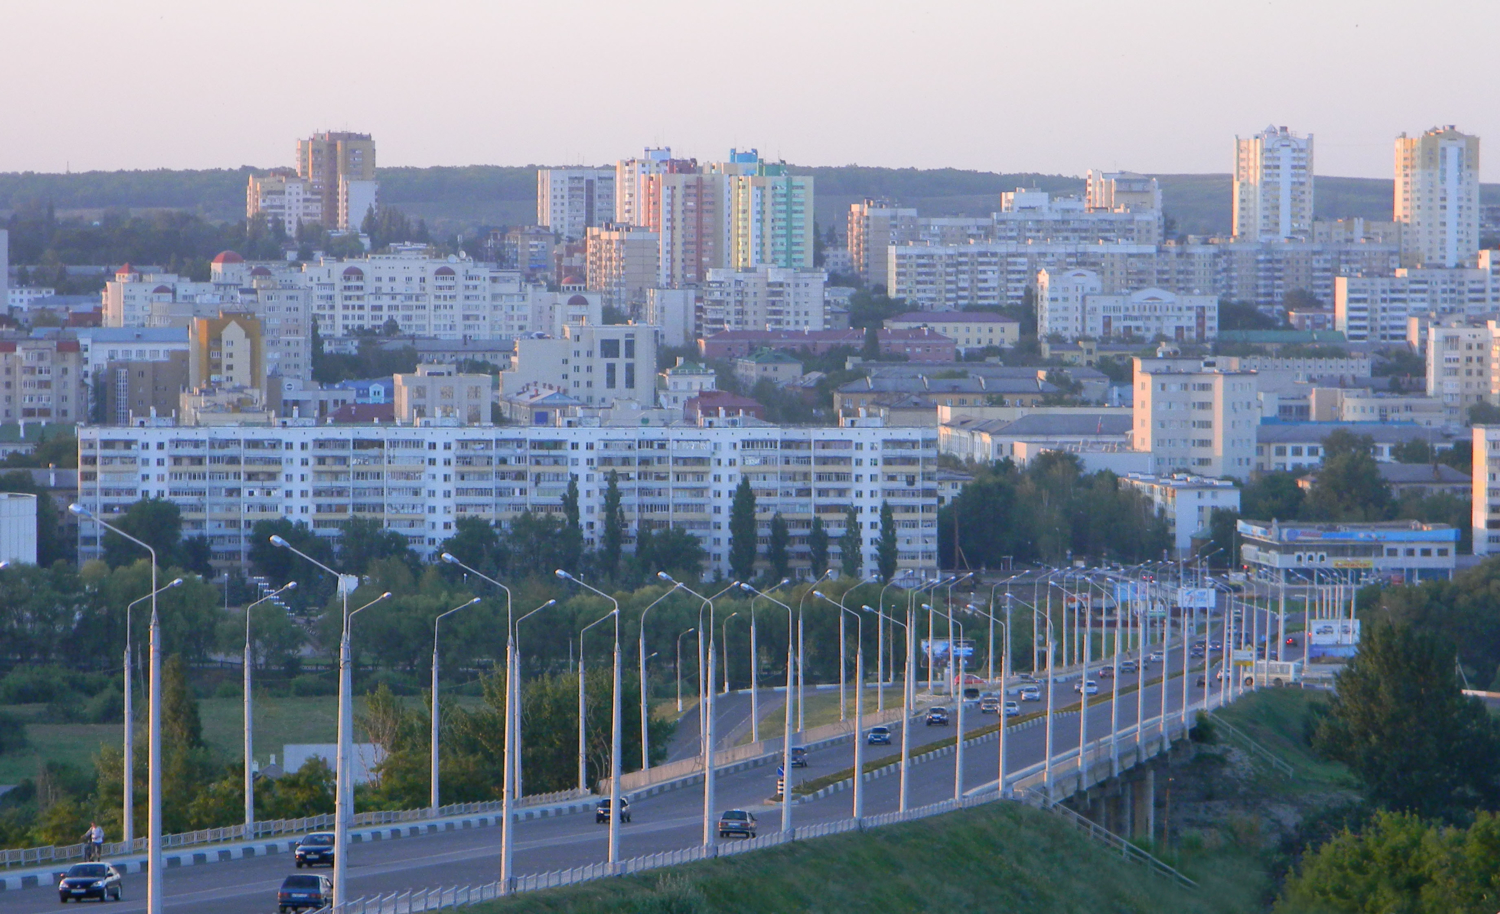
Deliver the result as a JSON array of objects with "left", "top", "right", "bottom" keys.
[
  {"left": 606, "top": 363, "right": 617, "bottom": 389},
  {"left": 624, "top": 337, "right": 635, "bottom": 359},
  {"left": 600, "top": 339, "right": 621, "bottom": 359},
  {"left": 625, "top": 363, "right": 635, "bottom": 388}
]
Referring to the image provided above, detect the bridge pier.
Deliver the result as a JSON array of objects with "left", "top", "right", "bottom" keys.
[{"left": 1130, "top": 768, "right": 1155, "bottom": 843}]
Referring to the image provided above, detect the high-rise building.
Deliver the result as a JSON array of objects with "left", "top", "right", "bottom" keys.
[
  {"left": 537, "top": 168, "right": 616, "bottom": 242},
  {"left": 642, "top": 171, "right": 730, "bottom": 287},
  {"left": 188, "top": 312, "right": 265, "bottom": 392},
  {"left": 296, "top": 131, "right": 377, "bottom": 231},
  {"left": 1133, "top": 356, "right": 1258, "bottom": 480},
  {"left": 1233, "top": 125, "right": 1314, "bottom": 241},
  {"left": 0, "top": 337, "right": 86, "bottom": 423},
  {"left": 1474, "top": 425, "right": 1500, "bottom": 555},
  {"left": 246, "top": 170, "right": 322, "bottom": 236},
  {"left": 1395, "top": 126, "right": 1481, "bottom": 268},
  {"left": 728, "top": 163, "right": 815, "bottom": 271},
  {"left": 847, "top": 200, "right": 919, "bottom": 288},
  {"left": 585, "top": 225, "right": 660, "bottom": 310},
  {"left": 1085, "top": 171, "right": 1162, "bottom": 213},
  {"left": 615, "top": 148, "right": 695, "bottom": 227}
]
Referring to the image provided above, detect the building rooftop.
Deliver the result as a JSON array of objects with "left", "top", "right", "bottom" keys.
[
  {"left": 1255, "top": 421, "right": 1456, "bottom": 445},
  {"left": 1375, "top": 462, "right": 1470, "bottom": 484},
  {"left": 841, "top": 376, "right": 1059, "bottom": 396},
  {"left": 1123, "top": 472, "right": 1239, "bottom": 490},
  {"left": 739, "top": 348, "right": 803, "bottom": 365},
  {"left": 1216, "top": 330, "right": 1349, "bottom": 345},
  {"left": 1237, "top": 518, "right": 1458, "bottom": 542},
  {"left": 888, "top": 311, "right": 1019, "bottom": 324}
]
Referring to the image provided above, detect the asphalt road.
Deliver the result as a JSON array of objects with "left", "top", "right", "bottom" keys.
[{"left": 4, "top": 638, "right": 1224, "bottom": 914}]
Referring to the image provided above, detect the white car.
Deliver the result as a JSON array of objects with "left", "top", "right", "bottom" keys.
[
  {"left": 1147, "top": 652, "right": 1164, "bottom": 664},
  {"left": 1019, "top": 685, "right": 1042, "bottom": 702},
  {"left": 1002, "top": 700, "right": 1020, "bottom": 716},
  {"left": 1072, "top": 679, "right": 1099, "bottom": 695}
]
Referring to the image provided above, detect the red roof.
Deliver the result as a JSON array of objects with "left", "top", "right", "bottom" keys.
[
  {"left": 211, "top": 251, "right": 244, "bottom": 265},
  {"left": 56, "top": 340, "right": 81, "bottom": 353},
  {"left": 116, "top": 263, "right": 135, "bottom": 276}
]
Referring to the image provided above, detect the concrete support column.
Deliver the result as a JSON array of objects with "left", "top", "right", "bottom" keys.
[{"left": 1143, "top": 768, "right": 1156, "bottom": 844}]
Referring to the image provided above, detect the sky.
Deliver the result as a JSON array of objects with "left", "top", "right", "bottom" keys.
[{"left": 3, "top": 0, "right": 1499, "bottom": 179}]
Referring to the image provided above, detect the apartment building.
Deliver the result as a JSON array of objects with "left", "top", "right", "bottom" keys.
[
  {"left": 1307, "top": 388, "right": 1446, "bottom": 428},
  {"left": 1426, "top": 322, "right": 1496, "bottom": 423},
  {"left": 487, "top": 226, "right": 559, "bottom": 282},
  {"left": 642, "top": 170, "right": 729, "bottom": 287},
  {"left": 730, "top": 164, "right": 815, "bottom": 271},
  {"left": 883, "top": 311, "right": 1018, "bottom": 353},
  {"left": 615, "top": 148, "right": 695, "bottom": 228},
  {"left": 1085, "top": 171, "right": 1162, "bottom": 213},
  {"left": 73, "top": 423, "right": 940, "bottom": 576},
  {"left": 102, "top": 353, "right": 190, "bottom": 425},
  {"left": 1473, "top": 424, "right": 1500, "bottom": 555},
  {"left": 657, "top": 358, "right": 717, "bottom": 412},
  {"left": 585, "top": 225, "right": 659, "bottom": 309},
  {"left": 995, "top": 188, "right": 1162, "bottom": 245},
  {"left": 1257, "top": 422, "right": 1453, "bottom": 473},
  {"left": 1120, "top": 473, "right": 1240, "bottom": 558},
  {"left": 1395, "top": 126, "right": 1481, "bottom": 267},
  {"left": 393, "top": 364, "right": 494, "bottom": 425},
  {"left": 188, "top": 313, "right": 265, "bottom": 391},
  {"left": 848, "top": 200, "right": 919, "bottom": 287},
  {"left": 1133, "top": 357, "right": 1258, "bottom": 480},
  {"left": 246, "top": 170, "right": 322, "bottom": 236},
  {"left": 1234, "top": 125, "right": 1314, "bottom": 241},
  {"left": 1038, "top": 269, "right": 1216, "bottom": 342},
  {"left": 701, "top": 267, "right": 827, "bottom": 333},
  {"left": 0, "top": 337, "right": 86, "bottom": 423},
  {"left": 1334, "top": 251, "right": 1500, "bottom": 342},
  {"left": 500, "top": 324, "right": 656, "bottom": 408},
  {"left": 296, "top": 131, "right": 377, "bottom": 231},
  {"left": 537, "top": 168, "right": 617, "bottom": 242}
]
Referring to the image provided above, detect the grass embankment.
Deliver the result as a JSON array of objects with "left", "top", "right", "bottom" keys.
[
  {"left": 0, "top": 694, "right": 489, "bottom": 783},
  {"left": 466, "top": 800, "right": 1256, "bottom": 914}
]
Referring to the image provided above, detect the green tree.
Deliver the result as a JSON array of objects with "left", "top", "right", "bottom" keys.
[
  {"left": 507, "top": 511, "right": 571, "bottom": 579},
  {"left": 248, "top": 518, "right": 331, "bottom": 585},
  {"left": 1240, "top": 471, "right": 1305, "bottom": 521},
  {"left": 634, "top": 524, "right": 706, "bottom": 582},
  {"left": 1304, "top": 431, "right": 1392, "bottom": 521},
  {"left": 101, "top": 498, "right": 182, "bottom": 570},
  {"left": 438, "top": 516, "right": 505, "bottom": 576},
  {"left": 1470, "top": 401, "right": 1500, "bottom": 425},
  {"left": 0, "top": 470, "right": 69, "bottom": 565},
  {"left": 767, "top": 512, "right": 790, "bottom": 583},
  {"left": 601, "top": 470, "right": 624, "bottom": 579},
  {"left": 259, "top": 757, "right": 335, "bottom": 820},
  {"left": 560, "top": 475, "right": 584, "bottom": 572},
  {"left": 839, "top": 505, "right": 862, "bottom": 579},
  {"left": 877, "top": 501, "right": 898, "bottom": 583},
  {"left": 177, "top": 535, "right": 213, "bottom": 576},
  {"left": 807, "top": 515, "right": 829, "bottom": 578},
  {"left": 1314, "top": 623, "right": 1500, "bottom": 820},
  {"left": 337, "top": 516, "right": 413, "bottom": 576},
  {"left": 159, "top": 654, "right": 213, "bottom": 832},
  {"left": 728, "top": 478, "right": 758, "bottom": 582}
]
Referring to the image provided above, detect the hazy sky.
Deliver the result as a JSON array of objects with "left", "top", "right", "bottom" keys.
[{"left": 4, "top": 0, "right": 1498, "bottom": 179}]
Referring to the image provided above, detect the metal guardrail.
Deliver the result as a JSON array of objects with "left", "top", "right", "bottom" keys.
[
  {"left": 0, "top": 789, "right": 590, "bottom": 869},
  {"left": 1208, "top": 715, "right": 1295, "bottom": 778},
  {"left": 1019, "top": 789, "right": 1196, "bottom": 889}
]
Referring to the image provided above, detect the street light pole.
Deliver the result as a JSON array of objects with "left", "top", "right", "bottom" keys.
[
  {"left": 577, "top": 611, "right": 614, "bottom": 793},
  {"left": 243, "top": 581, "right": 292, "bottom": 832},
  {"left": 119, "top": 575, "right": 182, "bottom": 848},
  {"left": 795, "top": 572, "right": 831, "bottom": 732},
  {"left": 637, "top": 584, "right": 682, "bottom": 771},
  {"left": 72, "top": 505, "right": 161, "bottom": 913},
  {"left": 743, "top": 584, "right": 795, "bottom": 835},
  {"left": 676, "top": 628, "right": 696, "bottom": 714},
  {"left": 721, "top": 611, "right": 739, "bottom": 695},
  {"left": 557, "top": 570, "right": 623, "bottom": 868},
  {"left": 431, "top": 597, "right": 482, "bottom": 813},
  {"left": 505, "top": 597, "right": 555, "bottom": 890}
]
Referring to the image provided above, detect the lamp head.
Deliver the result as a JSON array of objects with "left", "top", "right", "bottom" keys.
[
  {"left": 269, "top": 534, "right": 289, "bottom": 548},
  {"left": 922, "top": 603, "right": 932, "bottom": 610},
  {"left": 168, "top": 577, "right": 184, "bottom": 588},
  {"left": 739, "top": 583, "right": 755, "bottom": 593},
  {"left": 812, "top": 590, "right": 827, "bottom": 600},
  {"left": 0, "top": 561, "right": 9, "bottom": 570},
  {"left": 465, "top": 596, "right": 482, "bottom": 607},
  {"left": 68, "top": 503, "right": 90, "bottom": 518},
  {"left": 657, "top": 571, "right": 675, "bottom": 583},
  {"left": 777, "top": 578, "right": 791, "bottom": 588},
  {"left": 543, "top": 599, "right": 557, "bottom": 608},
  {"left": 555, "top": 569, "right": 571, "bottom": 581},
  {"left": 282, "top": 581, "right": 298, "bottom": 592},
  {"left": 861, "top": 604, "right": 875, "bottom": 613},
  {"left": 440, "top": 552, "right": 459, "bottom": 565}
]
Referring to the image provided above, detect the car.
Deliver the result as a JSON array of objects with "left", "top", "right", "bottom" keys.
[
  {"left": 1019, "top": 685, "right": 1042, "bottom": 702},
  {"left": 1003, "top": 700, "right": 1021, "bottom": 716},
  {"left": 1195, "top": 675, "right": 1208, "bottom": 687},
  {"left": 1097, "top": 666, "right": 1113, "bottom": 678},
  {"left": 1286, "top": 636, "right": 1298, "bottom": 646},
  {"left": 293, "top": 832, "right": 335, "bottom": 868},
  {"left": 866, "top": 725, "right": 892, "bottom": 745},
  {"left": 58, "top": 863, "right": 122, "bottom": 903},
  {"left": 978, "top": 696, "right": 1000, "bottom": 714},
  {"left": 278, "top": 874, "right": 332, "bottom": 913},
  {"left": 925, "top": 707, "right": 949, "bottom": 726},
  {"left": 1119, "top": 660, "right": 1139, "bottom": 674},
  {"left": 1147, "top": 652, "right": 1164, "bottom": 664},
  {"left": 1071, "top": 679, "right": 1099, "bottom": 696},
  {"left": 718, "top": 809, "right": 758, "bottom": 838},
  {"left": 790, "top": 746, "right": 808, "bottom": 768},
  {"left": 595, "top": 796, "right": 631, "bottom": 824}
]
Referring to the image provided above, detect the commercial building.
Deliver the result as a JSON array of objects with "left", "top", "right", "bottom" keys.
[
  {"left": 1133, "top": 357, "right": 1258, "bottom": 480},
  {"left": 1038, "top": 269, "right": 1217, "bottom": 342},
  {"left": 1234, "top": 125, "right": 1314, "bottom": 241},
  {"left": 1121, "top": 473, "right": 1240, "bottom": 558},
  {"left": 1237, "top": 518, "right": 1457, "bottom": 582},
  {"left": 74, "top": 423, "right": 940, "bottom": 576},
  {"left": 1395, "top": 126, "right": 1481, "bottom": 267},
  {"left": 537, "top": 168, "right": 617, "bottom": 242},
  {"left": 102, "top": 352, "right": 190, "bottom": 425},
  {"left": 500, "top": 324, "right": 656, "bottom": 408},
  {"left": 296, "top": 131, "right": 377, "bottom": 231},
  {"left": 393, "top": 364, "right": 494, "bottom": 425},
  {"left": 883, "top": 311, "right": 1018, "bottom": 353}
]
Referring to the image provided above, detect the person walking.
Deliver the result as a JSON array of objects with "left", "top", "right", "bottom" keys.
[{"left": 82, "top": 823, "right": 104, "bottom": 861}]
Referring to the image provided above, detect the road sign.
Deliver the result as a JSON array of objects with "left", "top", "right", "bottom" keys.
[
  {"left": 1177, "top": 587, "right": 1215, "bottom": 609},
  {"left": 776, "top": 777, "right": 786, "bottom": 797}
]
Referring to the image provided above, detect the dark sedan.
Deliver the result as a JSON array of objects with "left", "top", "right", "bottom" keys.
[
  {"left": 57, "top": 863, "right": 122, "bottom": 903},
  {"left": 293, "top": 832, "right": 335, "bottom": 868},
  {"left": 278, "top": 874, "right": 332, "bottom": 913}
]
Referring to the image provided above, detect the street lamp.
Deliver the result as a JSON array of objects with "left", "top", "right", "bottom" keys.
[
  {"left": 243, "top": 580, "right": 293, "bottom": 832},
  {"left": 745, "top": 578, "right": 788, "bottom": 742},
  {"left": 438, "top": 552, "right": 524, "bottom": 891},
  {"left": 817, "top": 577, "right": 877, "bottom": 721},
  {"left": 865, "top": 603, "right": 913, "bottom": 810},
  {"left": 72, "top": 504, "right": 163, "bottom": 914},
  {"left": 267, "top": 533, "right": 362, "bottom": 910},
  {"left": 676, "top": 627, "right": 696, "bottom": 713},
  {"left": 795, "top": 571, "right": 832, "bottom": 732},
  {"left": 742, "top": 583, "right": 795, "bottom": 835},
  {"left": 556, "top": 570, "right": 624, "bottom": 868},
  {"left": 431, "top": 596, "right": 483, "bottom": 813},
  {"left": 963, "top": 602, "right": 1010, "bottom": 798},
  {"left": 873, "top": 572, "right": 913, "bottom": 712},
  {"left": 814, "top": 590, "right": 866, "bottom": 820},
  {"left": 637, "top": 584, "right": 681, "bottom": 771},
  {"left": 659, "top": 572, "right": 736, "bottom": 849},
  {"left": 720, "top": 611, "right": 740, "bottom": 695},
  {"left": 944, "top": 573, "right": 974, "bottom": 697},
  {"left": 121, "top": 575, "right": 182, "bottom": 848}
]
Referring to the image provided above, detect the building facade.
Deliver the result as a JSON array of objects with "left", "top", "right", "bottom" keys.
[
  {"left": 1121, "top": 473, "right": 1241, "bottom": 557},
  {"left": 74, "top": 423, "right": 940, "bottom": 576},
  {"left": 585, "top": 225, "right": 660, "bottom": 310},
  {"left": 501, "top": 324, "right": 657, "bottom": 408},
  {"left": 393, "top": 364, "right": 494, "bottom": 425},
  {"left": 883, "top": 311, "right": 1019, "bottom": 353},
  {"left": 701, "top": 267, "right": 827, "bottom": 334},
  {"left": 1395, "top": 126, "right": 1481, "bottom": 268},
  {"left": 537, "top": 168, "right": 617, "bottom": 242},
  {"left": 1234, "top": 125, "right": 1314, "bottom": 241},
  {"left": 296, "top": 131, "right": 377, "bottom": 231},
  {"left": 1133, "top": 357, "right": 1258, "bottom": 480}
]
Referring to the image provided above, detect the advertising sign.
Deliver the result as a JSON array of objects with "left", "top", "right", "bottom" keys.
[
  {"left": 1331, "top": 559, "right": 1374, "bottom": 570},
  {"left": 920, "top": 639, "right": 976, "bottom": 664},
  {"left": 1231, "top": 649, "right": 1255, "bottom": 662},
  {"left": 1114, "top": 583, "right": 1146, "bottom": 603},
  {"left": 1177, "top": 587, "right": 1215, "bottom": 610},
  {"left": 1308, "top": 620, "right": 1361, "bottom": 645}
]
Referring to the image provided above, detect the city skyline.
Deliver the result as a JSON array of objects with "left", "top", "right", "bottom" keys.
[{"left": 3, "top": 0, "right": 1498, "bottom": 180}]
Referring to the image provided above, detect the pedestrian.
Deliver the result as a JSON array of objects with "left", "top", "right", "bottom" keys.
[{"left": 82, "top": 823, "right": 104, "bottom": 861}]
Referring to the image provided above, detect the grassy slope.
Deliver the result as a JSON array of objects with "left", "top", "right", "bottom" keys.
[{"left": 467, "top": 801, "right": 1257, "bottom": 914}]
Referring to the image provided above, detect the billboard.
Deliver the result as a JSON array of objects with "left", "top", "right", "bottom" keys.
[
  {"left": 921, "top": 639, "right": 975, "bottom": 664},
  {"left": 1114, "top": 582, "right": 1146, "bottom": 603},
  {"left": 1177, "top": 587, "right": 1215, "bottom": 610},
  {"left": 1307, "top": 620, "right": 1361, "bottom": 645}
]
